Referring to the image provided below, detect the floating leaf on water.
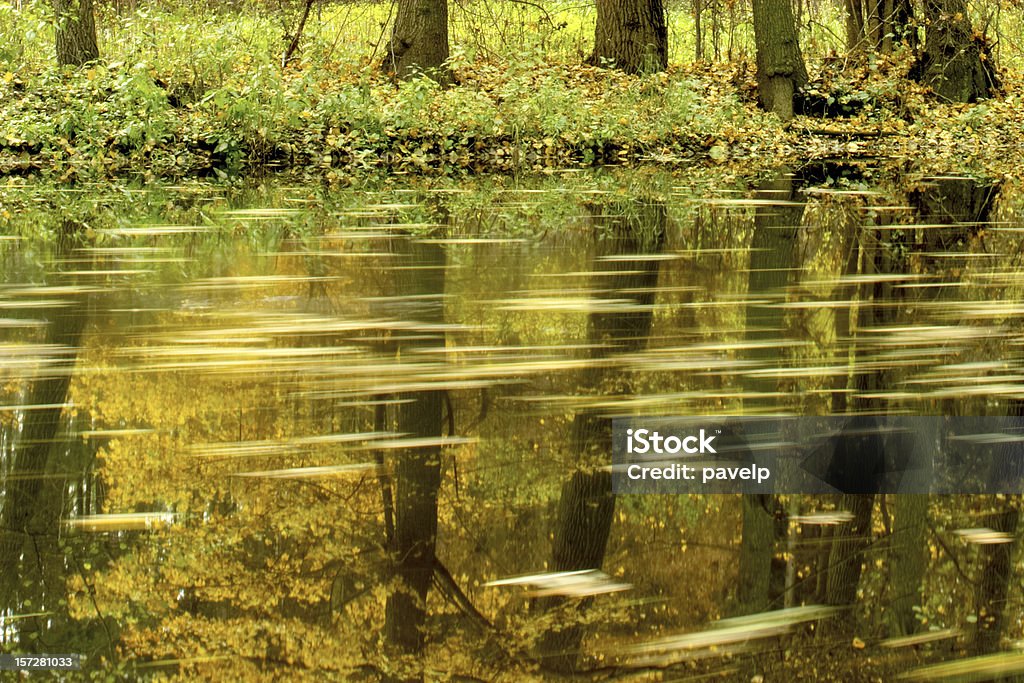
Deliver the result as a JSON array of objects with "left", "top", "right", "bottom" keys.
[
  {"left": 899, "top": 652, "right": 1024, "bottom": 681},
  {"left": 0, "top": 612, "right": 51, "bottom": 623},
  {"left": 618, "top": 605, "right": 836, "bottom": 656},
  {"left": 348, "top": 436, "right": 477, "bottom": 451},
  {"left": 79, "top": 428, "right": 156, "bottom": 438},
  {"left": 947, "top": 433, "right": 1024, "bottom": 445},
  {"left": 65, "top": 513, "right": 177, "bottom": 531},
  {"left": 880, "top": 629, "right": 959, "bottom": 649},
  {"left": 486, "top": 569, "right": 631, "bottom": 597},
  {"left": 954, "top": 527, "right": 1014, "bottom": 544},
  {"left": 231, "top": 463, "right": 382, "bottom": 479},
  {"left": 791, "top": 512, "right": 856, "bottom": 525}
]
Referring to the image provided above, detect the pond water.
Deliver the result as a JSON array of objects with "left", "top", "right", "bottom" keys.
[{"left": 1, "top": 167, "right": 1023, "bottom": 681}]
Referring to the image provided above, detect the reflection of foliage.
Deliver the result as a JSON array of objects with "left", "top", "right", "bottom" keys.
[{"left": 3, "top": 173, "right": 1024, "bottom": 679}]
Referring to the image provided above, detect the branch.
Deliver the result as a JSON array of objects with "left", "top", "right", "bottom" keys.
[
  {"left": 282, "top": 0, "right": 316, "bottom": 68},
  {"left": 504, "top": 0, "right": 558, "bottom": 28},
  {"left": 928, "top": 520, "right": 977, "bottom": 585},
  {"left": 433, "top": 558, "right": 493, "bottom": 632}
]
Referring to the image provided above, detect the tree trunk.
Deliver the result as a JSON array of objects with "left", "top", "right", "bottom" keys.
[
  {"left": 737, "top": 495, "right": 775, "bottom": 613},
  {"left": 888, "top": 495, "right": 929, "bottom": 636},
  {"left": 539, "top": 469, "right": 616, "bottom": 672},
  {"left": 53, "top": 0, "right": 99, "bottom": 66},
  {"left": 891, "top": 0, "right": 916, "bottom": 51},
  {"left": 538, "top": 202, "right": 665, "bottom": 672},
  {"left": 694, "top": 0, "right": 703, "bottom": 62},
  {"left": 846, "top": 0, "right": 915, "bottom": 53},
  {"left": 589, "top": 0, "right": 668, "bottom": 73},
  {"left": 845, "top": 0, "right": 865, "bottom": 52},
  {"left": 382, "top": 0, "right": 450, "bottom": 83},
  {"left": 884, "top": 178, "right": 997, "bottom": 637},
  {"left": 866, "top": 0, "right": 883, "bottom": 49},
  {"left": 910, "top": 178, "right": 999, "bottom": 237},
  {"left": 821, "top": 209, "right": 899, "bottom": 635},
  {"left": 825, "top": 493, "right": 873, "bottom": 607},
  {"left": 751, "top": 0, "right": 807, "bottom": 119},
  {"left": 913, "top": 0, "right": 997, "bottom": 102},
  {"left": 0, "top": 221, "right": 91, "bottom": 645},
  {"left": 973, "top": 505, "right": 1018, "bottom": 654},
  {"left": 383, "top": 239, "right": 446, "bottom": 654},
  {"left": 734, "top": 174, "right": 804, "bottom": 615}
]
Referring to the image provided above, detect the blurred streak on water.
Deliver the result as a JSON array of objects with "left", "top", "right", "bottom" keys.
[{"left": 0, "top": 168, "right": 1021, "bottom": 681}]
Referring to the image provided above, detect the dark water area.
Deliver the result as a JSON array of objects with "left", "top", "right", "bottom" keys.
[{"left": 1, "top": 167, "right": 1024, "bottom": 681}]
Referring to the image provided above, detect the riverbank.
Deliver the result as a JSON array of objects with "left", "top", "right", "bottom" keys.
[{"left": 2, "top": 55, "right": 1023, "bottom": 182}]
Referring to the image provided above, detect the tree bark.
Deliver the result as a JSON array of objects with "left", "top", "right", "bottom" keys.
[
  {"left": 382, "top": 0, "right": 450, "bottom": 83},
  {"left": 737, "top": 495, "right": 775, "bottom": 613},
  {"left": 751, "top": 0, "right": 807, "bottom": 119},
  {"left": 845, "top": 0, "right": 866, "bottom": 53},
  {"left": 589, "top": 0, "right": 668, "bottom": 73},
  {"left": 538, "top": 202, "right": 666, "bottom": 672},
  {"left": 53, "top": 0, "right": 99, "bottom": 66},
  {"left": 973, "top": 505, "right": 1018, "bottom": 654},
  {"left": 884, "top": 178, "right": 997, "bottom": 638},
  {"left": 821, "top": 233, "right": 879, "bottom": 627},
  {"left": 281, "top": 0, "right": 315, "bottom": 68},
  {"left": 825, "top": 493, "right": 874, "bottom": 607},
  {"left": 913, "top": 0, "right": 997, "bottom": 102},
  {"left": 694, "top": 0, "right": 704, "bottom": 62},
  {"left": 0, "top": 221, "right": 92, "bottom": 647},
  {"left": 846, "top": 0, "right": 915, "bottom": 53},
  {"left": 888, "top": 495, "right": 929, "bottom": 636},
  {"left": 734, "top": 174, "right": 804, "bottom": 615},
  {"left": 821, "top": 199, "right": 906, "bottom": 636},
  {"left": 383, "top": 239, "right": 446, "bottom": 654}
]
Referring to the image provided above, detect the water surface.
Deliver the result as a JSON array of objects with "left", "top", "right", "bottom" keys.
[{"left": 1, "top": 168, "right": 1022, "bottom": 681}]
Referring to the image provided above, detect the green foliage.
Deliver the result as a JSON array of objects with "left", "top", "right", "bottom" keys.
[
  {"left": 0, "top": 0, "right": 1021, "bottom": 181},
  {"left": 0, "top": 0, "right": 764, "bottom": 180},
  {"left": 0, "top": 1, "right": 50, "bottom": 65}
]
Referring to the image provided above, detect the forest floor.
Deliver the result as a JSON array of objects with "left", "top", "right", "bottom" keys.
[{"left": 1, "top": 56, "right": 1022, "bottom": 183}]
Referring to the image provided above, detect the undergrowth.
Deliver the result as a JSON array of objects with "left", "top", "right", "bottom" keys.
[
  {"left": 1, "top": 1, "right": 1023, "bottom": 181},
  {"left": 0, "top": 1, "right": 760, "bottom": 181}
]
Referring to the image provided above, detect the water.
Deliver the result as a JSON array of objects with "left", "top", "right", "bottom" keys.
[{"left": 0, "top": 167, "right": 1022, "bottom": 681}]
